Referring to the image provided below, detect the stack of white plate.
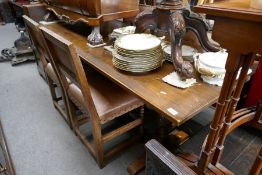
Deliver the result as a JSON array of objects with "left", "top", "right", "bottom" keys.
[{"left": 113, "top": 34, "right": 163, "bottom": 73}]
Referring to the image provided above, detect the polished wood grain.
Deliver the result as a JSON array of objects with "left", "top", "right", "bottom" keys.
[
  {"left": 22, "top": 15, "right": 72, "bottom": 127},
  {"left": 171, "top": 1, "right": 262, "bottom": 174},
  {"left": 145, "top": 139, "right": 197, "bottom": 175},
  {"left": 42, "top": 23, "right": 220, "bottom": 127},
  {"left": 23, "top": 4, "right": 50, "bottom": 79},
  {"left": 40, "top": 26, "right": 144, "bottom": 168},
  {"left": 23, "top": 3, "right": 49, "bottom": 23},
  {"left": 194, "top": 0, "right": 262, "bottom": 23},
  {"left": 41, "top": 0, "right": 139, "bottom": 18},
  {"left": 41, "top": 0, "right": 139, "bottom": 46},
  {"left": 142, "top": 1, "right": 262, "bottom": 174}
]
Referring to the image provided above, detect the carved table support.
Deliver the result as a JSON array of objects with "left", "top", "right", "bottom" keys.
[
  {"left": 135, "top": 0, "right": 219, "bottom": 79},
  {"left": 87, "top": 26, "right": 104, "bottom": 46}
]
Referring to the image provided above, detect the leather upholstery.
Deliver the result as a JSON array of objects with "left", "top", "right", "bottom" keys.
[
  {"left": 45, "top": 63, "right": 59, "bottom": 84},
  {"left": 45, "top": 63, "right": 72, "bottom": 85},
  {"left": 67, "top": 72, "right": 143, "bottom": 124}
]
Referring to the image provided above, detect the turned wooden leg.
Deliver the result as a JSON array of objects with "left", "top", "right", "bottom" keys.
[
  {"left": 197, "top": 51, "right": 242, "bottom": 174},
  {"left": 87, "top": 26, "right": 104, "bottom": 46},
  {"left": 249, "top": 147, "right": 262, "bottom": 175},
  {"left": 212, "top": 53, "right": 255, "bottom": 165},
  {"left": 249, "top": 100, "right": 262, "bottom": 131}
]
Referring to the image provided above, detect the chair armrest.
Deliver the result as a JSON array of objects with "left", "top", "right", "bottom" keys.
[{"left": 145, "top": 139, "right": 196, "bottom": 175}]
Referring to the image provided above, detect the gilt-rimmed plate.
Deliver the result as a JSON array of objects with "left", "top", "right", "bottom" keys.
[{"left": 115, "top": 34, "right": 161, "bottom": 51}]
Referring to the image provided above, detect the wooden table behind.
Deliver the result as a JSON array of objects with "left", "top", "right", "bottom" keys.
[{"left": 44, "top": 23, "right": 220, "bottom": 126}]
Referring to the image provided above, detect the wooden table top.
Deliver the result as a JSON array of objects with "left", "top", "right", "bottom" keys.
[
  {"left": 44, "top": 23, "right": 220, "bottom": 126},
  {"left": 194, "top": 0, "right": 262, "bottom": 22}
]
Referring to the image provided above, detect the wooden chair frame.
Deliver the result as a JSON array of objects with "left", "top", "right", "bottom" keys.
[
  {"left": 40, "top": 26, "right": 144, "bottom": 168},
  {"left": 23, "top": 15, "right": 70, "bottom": 125},
  {"left": 145, "top": 53, "right": 261, "bottom": 174}
]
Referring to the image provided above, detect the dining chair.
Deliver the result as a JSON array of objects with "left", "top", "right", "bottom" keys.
[
  {"left": 145, "top": 139, "right": 262, "bottom": 175},
  {"left": 145, "top": 100, "right": 262, "bottom": 175},
  {"left": 40, "top": 26, "right": 145, "bottom": 168},
  {"left": 23, "top": 15, "right": 72, "bottom": 126}
]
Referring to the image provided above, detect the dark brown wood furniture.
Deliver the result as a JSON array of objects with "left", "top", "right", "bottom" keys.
[
  {"left": 8, "top": 0, "right": 30, "bottom": 27},
  {"left": 42, "top": 21, "right": 221, "bottom": 135},
  {"left": 40, "top": 0, "right": 140, "bottom": 46},
  {"left": 40, "top": 26, "right": 145, "bottom": 168},
  {"left": 135, "top": 0, "right": 220, "bottom": 79},
  {"left": 39, "top": 22, "right": 220, "bottom": 173},
  {"left": 0, "top": 119, "right": 16, "bottom": 175},
  {"left": 144, "top": 1, "right": 262, "bottom": 175},
  {"left": 23, "top": 4, "right": 49, "bottom": 79},
  {"left": 23, "top": 15, "right": 71, "bottom": 126},
  {"left": 23, "top": 3, "right": 52, "bottom": 24},
  {"left": 193, "top": 1, "right": 262, "bottom": 173},
  {"left": 145, "top": 139, "right": 197, "bottom": 175}
]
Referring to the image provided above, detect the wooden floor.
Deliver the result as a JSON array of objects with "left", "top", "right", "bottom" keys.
[{"left": 175, "top": 110, "right": 262, "bottom": 175}]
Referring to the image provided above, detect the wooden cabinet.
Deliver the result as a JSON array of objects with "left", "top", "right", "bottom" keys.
[
  {"left": 42, "top": 0, "right": 139, "bottom": 17},
  {"left": 41, "top": 0, "right": 139, "bottom": 46}
]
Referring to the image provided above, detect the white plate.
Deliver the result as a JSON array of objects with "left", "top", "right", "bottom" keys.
[
  {"left": 115, "top": 34, "right": 161, "bottom": 51},
  {"left": 113, "top": 26, "right": 136, "bottom": 35},
  {"left": 198, "top": 51, "right": 228, "bottom": 69}
]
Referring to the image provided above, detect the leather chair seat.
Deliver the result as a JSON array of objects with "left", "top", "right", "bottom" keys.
[{"left": 67, "top": 73, "right": 143, "bottom": 124}]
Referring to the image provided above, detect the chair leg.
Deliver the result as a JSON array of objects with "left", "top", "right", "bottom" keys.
[
  {"left": 250, "top": 101, "right": 262, "bottom": 131},
  {"left": 46, "top": 76, "right": 69, "bottom": 125},
  {"left": 92, "top": 121, "right": 104, "bottom": 168},
  {"left": 67, "top": 99, "right": 78, "bottom": 134},
  {"left": 249, "top": 147, "right": 262, "bottom": 175},
  {"left": 46, "top": 76, "right": 57, "bottom": 105},
  {"left": 140, "top": 106, "right": 144, "bottom": 136}
]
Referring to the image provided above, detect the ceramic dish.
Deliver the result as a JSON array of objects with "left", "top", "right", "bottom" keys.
[
  {"left": 113, "top": 26, "right": 136, "bottom": 35},
  {"left": 115, "top": 50, "right": 162, "bottom": 59},
  {"left": 115, "top": 34, "right": 161, "bottom": 51},
  {"left": 112, "top": 59, "right": 162, "bottom": 72},
  {"left": 194, "top": 51, "right": 228, "bottom": 77}
]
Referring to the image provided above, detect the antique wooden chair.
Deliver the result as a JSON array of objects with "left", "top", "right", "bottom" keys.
[
  {"left": 23, "top": 4, "right": 58, "bottom": 79},
  {"left": 145, "top": 139, "right": 262, "bottom": 175},
  {"left": 145, "top": 98, "right": 262, "bottom": 175},
  {"left": 23, "top": 15, "right": 71, "bottom": 125},
  {"left": 40, "top": 26, "right": 145, "bottom": 168}
]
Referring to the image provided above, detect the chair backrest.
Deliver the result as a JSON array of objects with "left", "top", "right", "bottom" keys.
[
  {"left": 39, "top": 26, "right": 99, "bottom": 122},
  {"left": 23, "top": 4, "right": 48, "bottom": 23},
  {"left": 23, "top": 15, "right": 49, "bottom": 66}
]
